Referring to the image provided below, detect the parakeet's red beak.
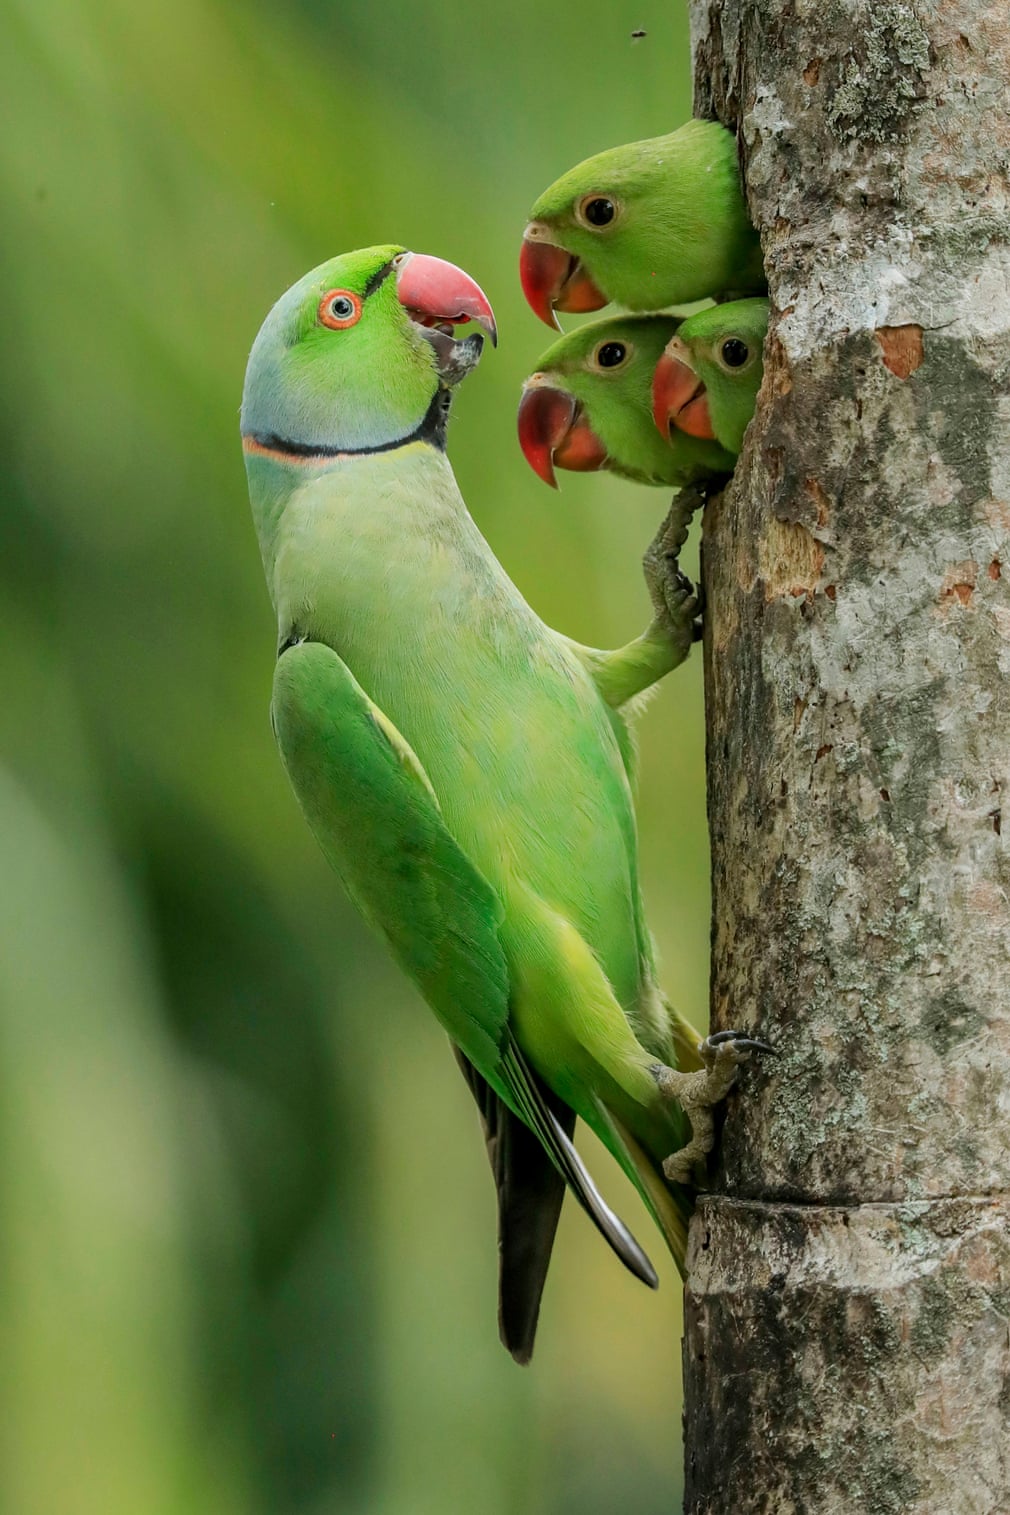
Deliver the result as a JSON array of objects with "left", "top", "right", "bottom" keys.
[
  {"left": 652, "top": 342, "right": 715, "bottom": 440},
  {"left": 395, "top": 252, "right": 497, "bottom": 345},
  {"left": 520, "top": 224, "right": 607, "bottom": 330},
  {"left": 517, "top": 377, "right": 608, "bottom": 488}
]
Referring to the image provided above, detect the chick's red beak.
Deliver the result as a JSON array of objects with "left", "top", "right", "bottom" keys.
[
  {"left": 395, "top": 252, "right": 497, "bottom": 345},
  {"left": 520, "top": 225, "right": 607, "bottom": 329},
  {"left": 517, "top": 378, "right": 608, "bottom": 488},
  {"left": 652, "top": 346, "right": 715, "bottom": 441}
]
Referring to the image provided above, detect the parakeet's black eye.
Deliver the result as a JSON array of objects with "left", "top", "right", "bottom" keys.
[
  {"left": 319, "top": 288, "right": 363, "bottom": 330},
  {"left": 586, "top": 198, "right": 615, "bottom": 225},
  {"left": 596, "top": 341, "right": 627, "bottom": 368},
  {"left": 721, "top": 338, "right": 750, "bottom": 368},
  {"left": 581, "top": 196, "right": 616, "bottom": 228}
]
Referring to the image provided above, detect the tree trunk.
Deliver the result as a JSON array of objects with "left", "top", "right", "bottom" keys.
[{"left": 684, "top": 3, "right": 1010, "bottom": 1511}]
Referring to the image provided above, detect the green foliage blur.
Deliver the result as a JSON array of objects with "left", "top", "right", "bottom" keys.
[{"left": 0, "top": 2, "right": 706, "bottom": 1510}]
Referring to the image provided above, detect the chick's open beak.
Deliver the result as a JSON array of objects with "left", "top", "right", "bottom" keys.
[
  {"left": 520, "top": 225, "right": 607, "bottom": 329},
  {"left": 395, "top": 252, "right": 497, "bottom": 345},
  {"left": 652, "top": 340, "right": 715, "bottom": 441},
  {"left": 517, "top": 376, "right": 608, "bottom": 488}
]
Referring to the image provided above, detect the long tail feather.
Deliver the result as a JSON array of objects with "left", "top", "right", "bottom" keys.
[
  {"left": 504, "top": 1042, "right": 658, "bottom": 1290},
  {"left": 593, "top": 1099, "right": 691, "bottom": 1277},
  {"left": 453, "top": 1049, "right": 568, "bottom": 1364}
]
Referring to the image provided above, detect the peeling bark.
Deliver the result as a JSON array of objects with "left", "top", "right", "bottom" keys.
[{"left": 686, "top": 2, "right": 1010, "bottom": 1510}]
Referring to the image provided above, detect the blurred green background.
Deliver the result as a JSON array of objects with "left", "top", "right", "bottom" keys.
[{"left": 0, "top": 2, "right": 706, "bottom": 1510}]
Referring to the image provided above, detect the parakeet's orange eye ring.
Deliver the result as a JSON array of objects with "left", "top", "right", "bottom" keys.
[
  {"left": 576, "top": 194, "right": 619, "bottom": 230},
  {"left": 319, "top": 289, "right": 363, "bottom": 330}
]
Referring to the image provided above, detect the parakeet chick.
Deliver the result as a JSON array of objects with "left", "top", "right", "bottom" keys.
[
  {"left": 518, "top": 314, "right": 734, "bottom": 489},
  {"left": 241, "top": 247, "right": 771, "bottom": 1363},
  {"left": 653, "top": 298, "right": 768, "bottom": 457},
  {"left": 520, "top": 119, "right": 765, "bottom": 328}
]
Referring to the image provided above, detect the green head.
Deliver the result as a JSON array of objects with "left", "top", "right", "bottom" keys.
[
  {"left": 517, "top": 314, "right": 734, "bottom": 489},
  {"left": 241, "top": 245, "right": 497, "bottom": 458},
  {"left": 520, "top": 120, "right": 764, "bottom": 327},
  {"left": 652, "top": 298, "right": 768, "bottom": 457}
]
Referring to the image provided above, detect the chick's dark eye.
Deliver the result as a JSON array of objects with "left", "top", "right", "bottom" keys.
[
  {"left": 597, "top": 342, "right": 626, "bottom": 368},
  {"left": 721, "top": 338, "right": 750, "bottom": 368},
  {"left": 584, "top": 197, "right": 615, "bottom": 227}
]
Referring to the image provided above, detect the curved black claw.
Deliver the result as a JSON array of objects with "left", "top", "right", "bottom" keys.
[
  {"left": 705, "top": 1029, "right": 778, "bottom": 1056},
  {"left": 659, "top": 1024, "right": 778, "bottom": 1184}
]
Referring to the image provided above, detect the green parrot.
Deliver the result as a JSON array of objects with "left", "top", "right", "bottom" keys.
[
  {"left": 241, "top": 246, "right": 771, "bottom": 1362},
  {"left": 652, "top": 298, "right": 769, "bottom": 457},
  {"left": 520, "top": 119, "right": 765, "bottom": 328},
  {"left": 517, "top": 314, "right": 734, "bottom": 489}
]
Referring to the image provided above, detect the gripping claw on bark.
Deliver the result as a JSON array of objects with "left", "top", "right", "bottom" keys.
[
  {"left": 654, "top": 1028, "right": 776, "bottom": 1186},
  {"left": 643, "top": 486, "right": 707, "bottom": 655},
  {"left": 705, "top": 1028, "right": 778, "bottom": 1057}
]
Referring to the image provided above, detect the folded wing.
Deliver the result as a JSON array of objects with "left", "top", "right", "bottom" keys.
[{"left": 271, "top": 639, "right": 656, "bottom": 1356}]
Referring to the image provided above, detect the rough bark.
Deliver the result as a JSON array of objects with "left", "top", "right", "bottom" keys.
[{"left": 685, "top": 3, "right": 1010, "bottom": 1511}]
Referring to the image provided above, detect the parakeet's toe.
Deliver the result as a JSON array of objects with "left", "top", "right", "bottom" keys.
[
  {"left": 654, "top": 1028, "right": 775, "bottom": 1189},
  {"left": 663, "top": 1149, "right": 701, "bottom": 1186},
  {"left": 642, "top": 487, "right": 709, "bottom": 629},
  {"left": 642, "top": 500, "right": 697, "bottom": 632},
  {"left": 666, "top": 568, "right": 701, "bottom": 617},
  {"left": 696, "top": 1035, "right": 767, "bottom": 1094},
  {"left": 645, "top": 554, "right": 702, "bottom": 648}
]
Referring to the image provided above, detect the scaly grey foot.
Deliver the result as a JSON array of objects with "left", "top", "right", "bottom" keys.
[
  {"left": 655, "top": 1030, "right": 776, "bottom": 1186},
  {"left": 642, "top": 485, "right": 710, "bottom": 654}
]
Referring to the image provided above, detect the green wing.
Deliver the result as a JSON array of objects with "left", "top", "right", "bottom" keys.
[
  {"left": 270, "top": 639, "right": 656, "bottom": 1307},
  {"left": 272, "top": 637, "right": 507, "bottom": 1078}
]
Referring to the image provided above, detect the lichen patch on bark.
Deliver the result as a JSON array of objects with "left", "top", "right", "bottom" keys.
[{"left": 825, "top": 3, "right": 932, "bottom": 145}]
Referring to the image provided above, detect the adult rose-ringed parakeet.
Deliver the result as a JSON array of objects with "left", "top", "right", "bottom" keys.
[
  {"left": 241, "top": 247, "right": 771, "bottom": 1362},
  {"left": 653, "top": 298, "right": 769, "bottom": 457},
  {"left": 517, "top": 314, "right": 734, "bottom": 489},
  {"left": 520, "top": 119, "right": 765, "bottom": 329}
]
